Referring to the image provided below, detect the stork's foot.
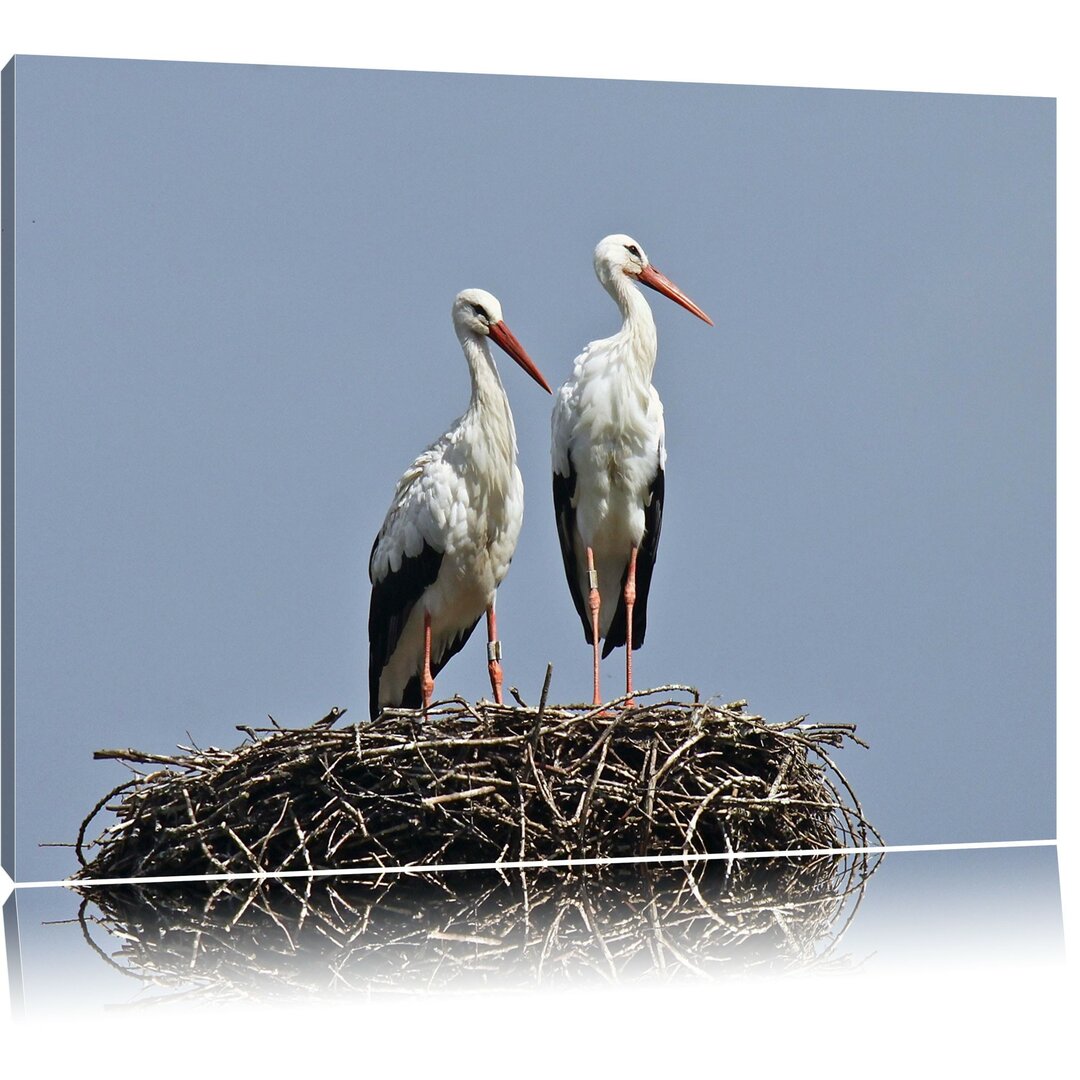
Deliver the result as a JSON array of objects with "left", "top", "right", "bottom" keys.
[
  {"left": 487, "top": 654, "right": 504, "bottom": 706},
  {"left": 586, "top": 548, "right": 603, "bottom": 711},
  {"left": 421, "top": 609, "right": 434, "bottom": 710},
  {"left": 590, "top": 680, "right": 603, "bottom": 710},
  {"left": 623, "top": 547, "right": 638, "bottom": 710},
  {"left": 485, "top": 610, "right": 504, "bottom": 705}
]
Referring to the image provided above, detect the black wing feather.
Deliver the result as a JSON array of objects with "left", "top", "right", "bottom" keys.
[
  {"left": 368, "top": 539, "right": 444, "bottom": 719},
  {"left": 602, "top": 464, "right": 664, "bottom": 657},
  {"left": 553, "top": 466, "right": 593, "bottom": 644}
]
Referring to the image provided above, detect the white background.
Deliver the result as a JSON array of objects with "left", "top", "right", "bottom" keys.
[{"left": 1, "top": 1, "right": 1076, "bottom": 1073}]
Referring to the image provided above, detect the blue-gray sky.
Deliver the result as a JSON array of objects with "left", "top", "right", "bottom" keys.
[{"left": 7, "top": 56, "right": 1054, "bottom": 880}]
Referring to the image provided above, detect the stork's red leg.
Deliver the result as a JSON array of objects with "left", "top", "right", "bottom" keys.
[
  {"left": 486, "top": 604, "right": 503, "bottom": 705},
  {"left": 421, "top": 610, "right": 435, "bottom": 710},
  {"left": 624, "top": 546, "right": 638, "bottom": 706},
  {"left": 587, "top": 546, "right": 602, "bottom": 706}
]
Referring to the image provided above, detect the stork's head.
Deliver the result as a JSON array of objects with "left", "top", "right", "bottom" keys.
[
  {"left": 452, "top": 289, "right": 552, "bottom": 393},
  {"left": 593, "top": 234, "right": 714, "bottom": 326},
  {"left": 594, "top": 233, "right": 651, "bottom": 282},
  {"left": 453, "top": 288, "right": 505, "bottom": 339}
]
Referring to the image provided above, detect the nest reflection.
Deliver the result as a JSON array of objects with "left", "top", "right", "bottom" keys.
[{"left": 77, "top": 852, "right": 879, "bottom": 1000}]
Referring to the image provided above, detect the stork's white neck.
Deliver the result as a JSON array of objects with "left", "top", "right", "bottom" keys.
[
  {"left": 602, "top": 271, "right": 659, "bottom": 383},
  {"left": 458, "top": 331, "right": 518, "bottom": 458}
]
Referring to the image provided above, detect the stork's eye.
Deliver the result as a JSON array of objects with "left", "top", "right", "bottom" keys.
[
  {"left": 471, "top": 304, "right": 489, "bottom": 321},
  {"left": 625, "top": 244, "right": 642, "bottom": 259}
]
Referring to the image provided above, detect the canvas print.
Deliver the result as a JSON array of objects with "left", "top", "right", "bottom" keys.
[{"left": 1, "top": 58, "right": 1055, "bottom": 899}]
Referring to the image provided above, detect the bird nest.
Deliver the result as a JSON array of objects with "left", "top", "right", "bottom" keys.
[
  {"left": 74, "top": 681, "right": 878, "bottom": 881},
  {"left": 75, "top": 854, "right": 881, "bottom": 999}
]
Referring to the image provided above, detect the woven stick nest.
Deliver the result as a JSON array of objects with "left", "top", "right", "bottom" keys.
[
  {"left": 75, "top": 681, "right": 878, "bottom": 881},
  {"left": 75, "top": 853, "right": 880, "bottom": 999}
]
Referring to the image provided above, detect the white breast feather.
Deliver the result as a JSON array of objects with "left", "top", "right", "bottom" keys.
[{"left": 551, "top": 331, "right": 666, "bottom": 634}]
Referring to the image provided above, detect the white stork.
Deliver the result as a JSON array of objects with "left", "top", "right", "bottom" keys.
[
  {"left": 551, "top": 234, "right": 713, "bottom": 706},
  {"left": 368, "top": 289, "right": 552, "bottom": 720}
]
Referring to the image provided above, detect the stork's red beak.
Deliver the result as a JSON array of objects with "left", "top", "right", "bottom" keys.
[
  {"left": 489, "top": 321, "right": 552, "bottom": 394},
  {"left": 637, "top": 264, "right": 714, "bottom": 326}
]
